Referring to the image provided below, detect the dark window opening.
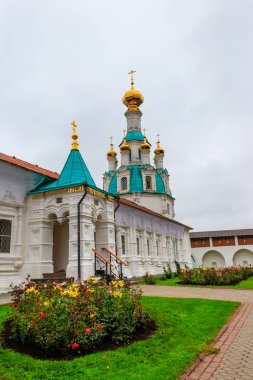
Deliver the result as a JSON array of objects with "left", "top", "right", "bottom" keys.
[
  {"left": 0, "top": 219, "right": 11, "bottom": 253},
  {"left": 146, "top": 176, "right": 152, "bottom": 190},
  {"left": 121, "top": 177, "right": 127, "bottom": 190}
]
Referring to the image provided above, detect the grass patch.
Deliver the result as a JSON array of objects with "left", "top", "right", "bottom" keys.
[
  {"left": 0, "top": 298, "right": 238, "bottom": 380},
  {"left": 155, "top": 276, "right": 253, "bottom": 289}
]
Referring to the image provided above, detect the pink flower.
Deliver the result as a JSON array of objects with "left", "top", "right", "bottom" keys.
[
  {"left": 85, "top": 328, "right": 91, "bottom": 333},
  {"left": 108, "top": 290, "right": 113, "bottom": 295},
  {"left": 71, "top": 343, "right": 79, "bottom": 349},
  {"left": 40, "top": 312, "right": 46, "bottom": 319},
  {"left": 97, "top": 324, "right": 103, "bottom": 329}
]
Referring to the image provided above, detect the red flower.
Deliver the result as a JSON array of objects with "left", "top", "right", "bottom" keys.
[
  {"left": 14, "top": 303, "right": 18, "bottom": 308},
  {"left": 40, "top": 312, "right": 46, "bottom": 319},
  {"left": 85, "top": 328, "right": 91, "bottom": 333},
  {"left": 97, "top": 324, "right": 103, "bottom": 329},
  {"left": 10, "top": 303, "right": 13, "bottom": 308},
  {"left": 71, "top": 343, "right": 79, "bottom": 349},
  {"left": 33, "top": 319, "right": 37, "bottom": 325}
]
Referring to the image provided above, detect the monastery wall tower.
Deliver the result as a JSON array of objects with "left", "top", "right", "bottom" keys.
[{"left": 103, "top": 71, "right": 175, "bottom": 218}]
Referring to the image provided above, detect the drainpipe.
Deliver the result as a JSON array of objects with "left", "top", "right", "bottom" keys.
[
  {"left": 114, "top": 196, "right": 120, "bottom": 257},
  {"left": 77, "top": 182, "right": 88, "bottom": 280}
]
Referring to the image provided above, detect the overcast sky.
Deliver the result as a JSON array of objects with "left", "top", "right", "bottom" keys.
[{"left": 0, "top": 0, "right": 252, "bottom": 231}]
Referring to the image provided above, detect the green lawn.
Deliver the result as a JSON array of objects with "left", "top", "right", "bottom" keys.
[
  {"left": 155, "top": 276, "right": 253, "bottom": 289},
  {"left": 0, "top": 298, "right": 238, "bottom": 380}
]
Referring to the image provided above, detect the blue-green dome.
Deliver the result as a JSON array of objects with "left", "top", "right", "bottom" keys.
[
  {"left": 126, "top": 131, "right": 144, "bottom": 142},
  {"left": 108, "top": 172, "right": 117, "bottom": 194},
  {"left": 108, "top": 164, "right": 166, "bottom": 195}
]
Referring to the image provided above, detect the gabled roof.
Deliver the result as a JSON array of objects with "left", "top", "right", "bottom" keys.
[
  {"left": 119, "top": 197, "right": 192, "bottom": 229},
  {"left": 29, "top": 149, "right": 96, "bottom": 194},
  {"left": 0, "top": 152, "right": 59, "bottom": 179}
]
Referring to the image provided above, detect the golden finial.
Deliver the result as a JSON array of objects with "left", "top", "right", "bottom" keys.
[
  {"left": 107, "top": 136, "right": 117, "bottom": 158},
  {"left": 128, "top": 69, "right": 136, "bottom": 90},
  {"left": 122, "top": 70, "right": 144, "bottom": 112},
  {"left": 154, "top": 133, "right": 165, "bottom": 155},
  {"left": 120, "top": 130, "right": 130, "bottom": 152},
  {"left": 71, "top": 120, "right": 79, "bottom": 150},
  {"left": 141, "top": 128, "right": 150, "bottom": 151}
]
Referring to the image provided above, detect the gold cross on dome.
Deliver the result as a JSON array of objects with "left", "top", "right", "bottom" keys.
[
  {"left": 71, "top": 120, "right": 77, "bottom": 128},
  {"left": 128, "top": 69, "right": 136, "bottom": 88}
]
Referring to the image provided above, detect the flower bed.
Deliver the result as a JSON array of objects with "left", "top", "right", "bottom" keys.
[
  {"left": 6, "top": 277, "right": 153, "bottom": 358},
  {"left": 179, "top": 266, "right": 253, "bottom": 286}
]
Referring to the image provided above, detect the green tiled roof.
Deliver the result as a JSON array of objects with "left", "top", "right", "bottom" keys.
[
  {"left": 155, "top": 171, "right": 166, "bottom": 193},
  {"left": 108, "top": 164, "right": 167, "bottom": 195},
  {"left": 129, "top": 165, "right": 144, "bottom": 192},
  {"left": 126, "top": 131, "right": 144, "bottom": 142},
  {"left": 108, "top": 173, "right": 117, "bottom": 194},
  {"left": 29, "top": 149, "right": 96, "bottom": 194}
]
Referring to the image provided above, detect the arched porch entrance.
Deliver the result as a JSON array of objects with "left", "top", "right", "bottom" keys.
[
  {"left": 202, "top": 250, "right": 225, "bottom": 268},
  {"left": 48, "top": 212, "right": 69, "bottom": 274},
  {"left": 233, "top": 249, "right": 253, "bottom": 266}
]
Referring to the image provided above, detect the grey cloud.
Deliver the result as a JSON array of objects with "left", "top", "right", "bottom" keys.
[{"left": 0, "top": 0, "right": 252, "bottom": 231}]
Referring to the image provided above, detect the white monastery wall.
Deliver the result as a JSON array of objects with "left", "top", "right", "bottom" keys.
[
  {"left": 192, "top": 244, "right": 253, "bottom": 268},
  {"left": 115, "top": 203, "right": 192, "bottom": 277}
]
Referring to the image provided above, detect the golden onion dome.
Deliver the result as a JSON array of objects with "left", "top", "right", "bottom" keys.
[
  {"left": 154, "top": 135, "right": 165, "bottom": 155},
  {"left": 107, "top": 137, "right": 117, "bottom": 158},
  {"left": 141, "top": 135, "right": 150, "bottom": 151},
  {"left": 122, "top": 70, "right": 144, "bottom": 112},
  {"left": 120, "top": 137, "right": 131, "bottom": 152}
]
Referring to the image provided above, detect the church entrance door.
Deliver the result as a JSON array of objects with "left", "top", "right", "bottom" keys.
[{"left": 53, "top": 219, "right": 69, "bottom": 273}]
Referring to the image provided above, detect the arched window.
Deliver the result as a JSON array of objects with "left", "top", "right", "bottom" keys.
[
  {"left": 138, "top": 149, "right": 141, "bottom": 160},
  {"left": 146, "top": 176, "right": 152, "bottom": 190},
  {"left": 121, "top": 177, "right": 127, "bottom": 190}
]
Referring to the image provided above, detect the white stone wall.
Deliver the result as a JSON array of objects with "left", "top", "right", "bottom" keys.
[
  {"left": 192, "top": 244, "right": 253, "bottom": 268},
  {"left": 121, "top": 193, "right": 174, "bottom": 218},
  {"left": 115, "top": 203, "right": 192, "bottom": 277}
]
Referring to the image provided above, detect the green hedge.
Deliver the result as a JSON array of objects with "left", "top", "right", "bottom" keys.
[{"left": 179, "top": 266, "right": 253, "bottom": 286}]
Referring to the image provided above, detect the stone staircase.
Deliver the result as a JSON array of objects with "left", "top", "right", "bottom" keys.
[{"left": 42, "top": 270, "right": 66, "bottom": 280}]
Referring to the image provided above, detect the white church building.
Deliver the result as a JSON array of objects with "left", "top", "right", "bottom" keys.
[{"left": 0, "top": 74, "right": 192, "bottom": 301}]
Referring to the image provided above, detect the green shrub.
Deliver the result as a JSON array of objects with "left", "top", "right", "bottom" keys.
[
  {"left": 175, "top": 261, "right": 181, "bottom": 276},
  {"left": 179, "top": 266, "right": 253, "bottom": 286},
  {"left": 162, "top": 263, "right": 173, "bottom": 279},
  {"left": 143, "top": 272, "right": 157, "bottom": 285},
  {"left": 9, "top": 277, "right": 151, "bottom": 355}
]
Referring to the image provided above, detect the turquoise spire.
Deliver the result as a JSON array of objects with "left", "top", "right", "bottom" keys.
[{"left": 28, "top": 121, "right": 96, "bottom": 194}]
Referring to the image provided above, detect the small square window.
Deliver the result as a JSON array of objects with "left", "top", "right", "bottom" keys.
[
  {"left": 94, "top": 200, "right": 99, "bottom": 206},
  {"left": 56, "top": 197, "right": 63, "bottom": 204}
]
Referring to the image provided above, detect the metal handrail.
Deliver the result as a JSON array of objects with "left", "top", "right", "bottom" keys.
[
  {"left": 92, "top": 248, "right": 114, "bottom": 267},
  {"left": 101, "top": 247, "right": 128, "bottom": 266}
]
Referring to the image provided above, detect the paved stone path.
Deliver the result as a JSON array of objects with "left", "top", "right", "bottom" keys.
[
  {"left": 140, "top": 285, "right": 253, "bottom": 303},
  {"left": 139, "top": 285, "right": 253, "bottom": 379},
  {"left": 211, "top": 303, "right": 253, "bottom": 380}
]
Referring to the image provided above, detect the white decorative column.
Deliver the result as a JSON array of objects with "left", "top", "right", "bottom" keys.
[{"left": 14, "top": 207, "right": 23, "bottom": 267}]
